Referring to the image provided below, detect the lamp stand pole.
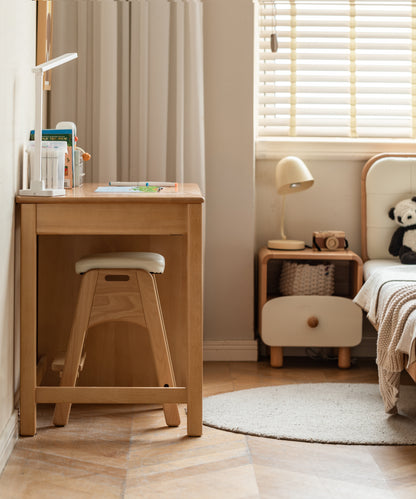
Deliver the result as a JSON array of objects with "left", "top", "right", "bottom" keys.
[
  {"left": 280, "top": 194, "right": 287, "bottom": 240},
  {"left": 31, "top": 70, "right": 46, "bottom": 193},
  {"left": 267, "top": 195, "right": 306, "bottom": 250}
]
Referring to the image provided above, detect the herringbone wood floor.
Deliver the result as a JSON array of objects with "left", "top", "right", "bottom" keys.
[{"left": 1, "top": 358, "right": 415, "bottom": 498}]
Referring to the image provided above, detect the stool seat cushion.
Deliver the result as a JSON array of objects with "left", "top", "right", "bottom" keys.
[{"left": 75, "top": 252, "right": 165, "bottom": 274}]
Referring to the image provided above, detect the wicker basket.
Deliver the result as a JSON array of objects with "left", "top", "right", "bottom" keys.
[{"left": 279, "top": 261, "right": 335, "bottom": 296}]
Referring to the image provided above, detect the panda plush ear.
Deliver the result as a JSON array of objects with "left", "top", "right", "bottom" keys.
[
  {"left": 389, "top": 207, "right": 395, "bottom": 220},
  {"left": 412, "top": 196, "right": 416, "bottom": 203}
]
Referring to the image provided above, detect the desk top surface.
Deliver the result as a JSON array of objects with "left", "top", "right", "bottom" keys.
[{"left": 16, "top": 183, "right": 204, "bottom": 205}]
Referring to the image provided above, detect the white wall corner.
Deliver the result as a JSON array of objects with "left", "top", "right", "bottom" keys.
[
  {"left": 203, "top": 340, "right": 258, "bottom": 361},
  {"left": 0, "top": 410, "right": 18, "bottom": 475}
]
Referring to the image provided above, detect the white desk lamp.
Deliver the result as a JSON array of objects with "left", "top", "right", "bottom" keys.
[
  {"left": 267, "top": 156, "right": 314, "bottom": 250},
  {"left": 19, "top": 52, "right": 78, "bottom": 197}
]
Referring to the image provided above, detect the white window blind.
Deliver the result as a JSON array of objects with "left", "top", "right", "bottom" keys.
[{"left": 257, "top": 0, "right": 416, "bottom": 139}]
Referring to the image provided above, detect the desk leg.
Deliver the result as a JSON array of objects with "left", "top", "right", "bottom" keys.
[
  {"left": 20, "top": 205, "right": 37, "bottom": 436},
  {"left": 186, "top": 204, "right": 203, "bottom": 437}
]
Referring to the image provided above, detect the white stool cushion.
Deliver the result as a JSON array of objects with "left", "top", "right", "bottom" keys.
[{"left": 75, "top": 252, "right": 165, "bottom": 275}]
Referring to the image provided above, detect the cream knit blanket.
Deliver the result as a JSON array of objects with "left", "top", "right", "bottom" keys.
[
  {"left": 354, "top": 266, "right": 416, "bottom": 325},
  {"left": 354, "top": 266, "right": 416, "bottom": 413},
  {"left": 376, "top": 285, "right": 416, "bottom": 413}
]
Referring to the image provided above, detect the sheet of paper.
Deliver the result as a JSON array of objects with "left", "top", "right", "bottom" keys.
[{"left": 95, "top": 185, "right": 160, "bottom": 193}]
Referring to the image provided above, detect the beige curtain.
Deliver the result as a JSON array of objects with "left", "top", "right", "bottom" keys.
[{"left": 50, "top": 0, "right": 205, "bottom": 191}]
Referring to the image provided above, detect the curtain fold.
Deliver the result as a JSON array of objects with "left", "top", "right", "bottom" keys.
[{"left": 50, "top": 0, "right": 205, "bottom": 192}]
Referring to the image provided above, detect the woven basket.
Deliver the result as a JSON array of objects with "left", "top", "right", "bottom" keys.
[{"left": 279, "top": 261, "right": 335, "bottom": 296}]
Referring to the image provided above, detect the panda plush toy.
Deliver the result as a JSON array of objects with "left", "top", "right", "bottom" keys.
[{"left": 388, "top": 197, "right": 416, "bottom": 264}]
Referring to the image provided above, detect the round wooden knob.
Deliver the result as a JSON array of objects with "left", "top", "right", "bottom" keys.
[{"left": 307, "top": 316, "right": 319, "bottom": 328}]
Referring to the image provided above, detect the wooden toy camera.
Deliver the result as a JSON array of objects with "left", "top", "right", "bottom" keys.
[{"left": 312, "top": 230, "right": 347, "bottom": 251}]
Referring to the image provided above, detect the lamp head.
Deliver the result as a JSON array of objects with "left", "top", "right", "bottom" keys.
[{"left": 275, "top": 156, "right": 314, "bottom": 195}]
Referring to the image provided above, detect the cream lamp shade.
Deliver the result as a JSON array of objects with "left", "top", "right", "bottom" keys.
[{"left": 268, "top": 156, "right": 314, "bottom": 250}]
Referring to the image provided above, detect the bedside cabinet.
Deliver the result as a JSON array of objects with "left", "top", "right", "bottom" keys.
[{"left": 258, "top": 247, "right": 363, "bottom": 369}]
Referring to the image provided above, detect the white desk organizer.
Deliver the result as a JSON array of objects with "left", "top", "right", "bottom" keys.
[
  {"left": 19, "top": 53, "right": 78, "bottom": 197},
  {"left": 25, "top": 141, "right": 67, "bottom": 192}
]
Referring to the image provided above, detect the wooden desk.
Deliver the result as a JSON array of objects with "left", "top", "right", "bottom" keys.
[{"left": 16, "top": 183, "right": 204, "bottom": 437}]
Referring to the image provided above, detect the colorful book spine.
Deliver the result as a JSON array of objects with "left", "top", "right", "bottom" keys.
[{"left": 30, "top": 129, "right": 74, "bottom": 188}]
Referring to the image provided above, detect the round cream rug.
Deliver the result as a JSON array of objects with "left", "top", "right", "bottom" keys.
[{"left": 203, "top": 383, "right": 416, "bottom": 445}]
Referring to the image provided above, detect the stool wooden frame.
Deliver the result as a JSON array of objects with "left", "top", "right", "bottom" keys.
[{"left": 53, "top": 266, "right": 180, "bottom": 428}]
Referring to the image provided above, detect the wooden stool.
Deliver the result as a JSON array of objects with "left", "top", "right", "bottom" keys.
[{"left": 52, "top": 251, "right": 180, "bottom": 428}]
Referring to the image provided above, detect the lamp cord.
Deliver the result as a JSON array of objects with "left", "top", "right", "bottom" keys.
[{"left": 271, "top": 1, "right": 278, "bottom": 52}]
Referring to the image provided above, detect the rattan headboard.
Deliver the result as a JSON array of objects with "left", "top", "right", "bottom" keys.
[{"left": 361, "top": 153, "right": 416, "bottom": 261}]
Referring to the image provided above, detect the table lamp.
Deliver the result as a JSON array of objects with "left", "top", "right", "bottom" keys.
[
  {"left": 19, "top": 52, "right": 78, "bottom": 197},
  {"left": 267, "top": 156, "right": 314, "bottom": 250}
]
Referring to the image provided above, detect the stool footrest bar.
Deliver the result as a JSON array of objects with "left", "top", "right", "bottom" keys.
[{"left": 36, "top": 386, "right": 187, "bottom": 404}]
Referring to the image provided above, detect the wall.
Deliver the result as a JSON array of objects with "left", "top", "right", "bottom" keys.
[
  {"left": 203, "top": 0, "right": 376, "bottom": 359},
  {"left": 203, "top": 0, "right": 257, "bottom": 359},
  {"left": 0, "top": 0, "right": 36, "bottom": 473},
  {"left": 203, "top": 0, "right": 375, "bottom": 359},
  {"left": 256, "top": 158, "right": 363, "bottom": 255}
]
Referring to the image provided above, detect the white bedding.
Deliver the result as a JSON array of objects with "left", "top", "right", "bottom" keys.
[
  {"left": 362, "top": 259, "right": 401, "bottom": 281},
  {"left": 354, "top": 261, "right": 416, "bottom": 412}
]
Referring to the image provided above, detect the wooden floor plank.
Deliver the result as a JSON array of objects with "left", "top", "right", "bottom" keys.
[{"left": 1, "top": 358, "right": 415, "bottom": 498}]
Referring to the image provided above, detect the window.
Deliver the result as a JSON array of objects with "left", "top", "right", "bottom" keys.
[{"left": 257, "top": 0, "right": 416, "bottom": 142}]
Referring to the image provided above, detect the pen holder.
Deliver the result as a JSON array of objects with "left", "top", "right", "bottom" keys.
[{"left": 26, "top": 141, "right": 67, "bottom": 191}]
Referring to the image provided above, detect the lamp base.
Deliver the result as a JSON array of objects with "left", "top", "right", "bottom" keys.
[
  {"left": 267, "top": 239, "right": 305, "bottom": 250},
  {"left": 19, "top": 188, "right": 66, "bottom": 197}
]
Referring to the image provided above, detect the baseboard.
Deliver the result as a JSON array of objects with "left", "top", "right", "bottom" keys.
[
  {"left": 202, "top": 337, "right": 374, "bottom": 362},
  {"left": 203, "top": 340, "right": 258, "bottom": 361},
  {"left": 0, "top": 410, "right": 18, "bottom": 475}
]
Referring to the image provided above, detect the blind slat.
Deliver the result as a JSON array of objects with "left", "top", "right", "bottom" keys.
[
  {"left": 257, "top": 0, "right": 416, "bottom": 139},
  {"left": 260, "top": 95, "right": 411, "bottom": 105}
]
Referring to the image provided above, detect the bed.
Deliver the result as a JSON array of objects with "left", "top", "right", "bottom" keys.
[{"left": 354, "top": 153, "right": 416, "bottom": 413}]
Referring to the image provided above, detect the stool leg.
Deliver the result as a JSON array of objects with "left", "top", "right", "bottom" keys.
[
  {"left": 137, "top": 271, "right": 180, "bottom": 427},
  {"left": 53, "top": 271, "right": 98, "bottom": 426}
]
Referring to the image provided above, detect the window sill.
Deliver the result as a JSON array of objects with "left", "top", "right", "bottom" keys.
[{"left": 256, "top": 138, "right": 416, "bottom": 161}]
